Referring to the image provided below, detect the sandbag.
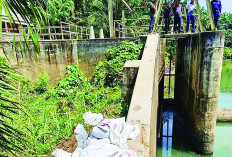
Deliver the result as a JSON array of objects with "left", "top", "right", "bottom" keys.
[
  {"left": 83, "top": 112, "right": 103, "bottom": 126},
  {"left": 52, "top": 148, "right": 82, "bottom": 157},
  {"left": 91, "top": 117, "right": 125, "bottom": 139},
  {"left": 110, "top": 123, "right": 132, "bottom": 149},
  {"left": 74, "top": 124, "right": 88, "bottom": 148},
  {"left": 120, "top": 150, "right": 141, "bottom": 157},
  {"left": 52, "top": 149, "right": 72, "bottom": 157},
  {"left": 72, "top": 148, "right": 82, "bottom": 157},
  {"left": 85, "top": 135, "right": 111, "bottom": 145},
  {"left": 79, "top": 143, "right": 122, "bottom": 157},
  {"left": 52, "top": 112, "right": 141, "bottom": 157}
]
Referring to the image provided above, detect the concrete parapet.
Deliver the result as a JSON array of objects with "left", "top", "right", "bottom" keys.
[
  {"left": 175, "top": 31, "right": 225, "bottom": 154},
  {"left": 123, "top": 34, "right": 163, "bottom": 157}
]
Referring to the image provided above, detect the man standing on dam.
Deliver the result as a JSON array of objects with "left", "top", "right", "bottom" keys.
[
  {"left": 211, "top": 0, "right": 222, "bottom": 29},
  {"left": 163, "top": 2, "right": 172, "bottom": 34},
  {"left": 149, "top": 0, "right": 158, "bottom": 34},
  {"left": 186, "top": 0, "right": 197, "bottom": 33},
  {"left": 173, "top": 0, "right": 183, "bottom": 33}
]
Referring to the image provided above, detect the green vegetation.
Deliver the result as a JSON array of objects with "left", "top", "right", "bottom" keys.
[
  {"left": 36, "top": 0, "right": 151, "bottom": 37},
  {"left": 224, "top": 47, "right": 232, "bottom": 59},
  {"left": 92, "top": 41, "right": 143, "bottom": 87},
  {"left": 220, "top": 60, "right": 232, "bottom": 93},
  {"left": 200, "top": 8, "right": 232, "bottom": 59},
  {"left": 0, "top": 41, "right": 143, "bottom": 156}
]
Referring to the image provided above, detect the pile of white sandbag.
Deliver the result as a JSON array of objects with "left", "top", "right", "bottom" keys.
[{"left": 52, "top": 112, "right": 141, "bottom": 157}]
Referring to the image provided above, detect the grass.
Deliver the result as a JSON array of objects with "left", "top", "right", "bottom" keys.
[{"left": 0, "top": 41, "right": 143, "bottom": 156}]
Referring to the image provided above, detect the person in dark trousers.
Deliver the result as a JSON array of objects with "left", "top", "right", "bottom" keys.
[
  {"left": 186, "top": 0, "right": 196, "bottom": 33},
  {"left": 211, "top": 0, "right": 222, "bottom": 28},
  {"left": 149, "top": 0, "right": 158, "bottom": 34},
  {"left": 163, "top": 3, "right": 172, "bottom": 34},
  {"left": 173, "top": 0, "right": 182, "bottom": 33}
]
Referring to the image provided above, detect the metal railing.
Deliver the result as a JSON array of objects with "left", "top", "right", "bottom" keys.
[
  {"left": 113, "top": 14, "right": 200, "bottom": 38},
  {"left": 114, "top": 18, "right": 150, "bottom": 38},
  {"left": 2, "top": 22, "right": 90, "bottom": 41}
]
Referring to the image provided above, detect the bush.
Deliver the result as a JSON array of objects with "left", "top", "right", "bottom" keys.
[
  {"left": 92, "top": 41, "right": 143, "bottom": 87},
  {"left": 55, "top": 65, "right": 88, "bottom": 97},
  {"left": 224, "top": 47, "right": 232, "bottom": 59},
  {"left": 34, "top": 72, "right": 49, "bottom": 94}
]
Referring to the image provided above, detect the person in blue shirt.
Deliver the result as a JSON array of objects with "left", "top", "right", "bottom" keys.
[
  {"left": 149, "top": 0, "right": 158, "bottom": 33},
  {"left": 173, "top": 0, "right": 182, "bottom": 33},
  {"left": 186, "top": 0, "right": 196, "bottom": 33},
  {"left": 211, "top": 0, "right": 222, "bottom": 28},
  {"left": 163, "top": 3, "right": 172, "bottom": 34}
]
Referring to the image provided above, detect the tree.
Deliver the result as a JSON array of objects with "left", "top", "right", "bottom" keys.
[{"left": 0, "top": 0, "right": 44, "bottom": 153}]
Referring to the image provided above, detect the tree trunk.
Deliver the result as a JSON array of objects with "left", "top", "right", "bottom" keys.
[
  {"left": 153, "top": 0, "right": 164, "bottom": 32},
  {"left": 108, "top": 0, "right": 114, "bottom": 38},
  {"left": 195, "top": 0, "right": 204, "bottom": 32},
  {"left": 206, "top": 0, "right": 215, "bottom": 30}
]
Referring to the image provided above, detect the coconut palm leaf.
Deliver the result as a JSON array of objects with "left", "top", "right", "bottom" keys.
[{"left": 0, "top": 0, "right": 44, "bottom": 154}]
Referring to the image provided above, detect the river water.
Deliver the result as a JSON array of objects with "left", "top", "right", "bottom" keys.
[{"left": 157, "top": 60, "right": 232, "bottom": 157}]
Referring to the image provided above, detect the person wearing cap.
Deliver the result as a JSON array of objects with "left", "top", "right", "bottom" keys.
[
  {"left": 173, "top": 0, "right": 182, "bottom": 33},
  {"left": 186, "top": 0, "right": 196, "bottom": 33},
  {"left": 149, "top": 0, "right": 158, "bottom": 34},
  {"left": 211, "top": 0, "right": 222, "bottom": 28},
  {"left": 163, "top": 3, "right": 172, "bottom": 34}
]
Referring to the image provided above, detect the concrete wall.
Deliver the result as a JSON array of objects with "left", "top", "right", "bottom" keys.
[
  {"left": 1, "top": 38, "right": 145, "bottom": 83},
  {"left": 123, "top": 35, "right": 165, "bottom": 157},
  {"left": 2, "top": 38, "right": 144, "bottom": 65},
  {"left": 175, "top": 31, "right": 225, "bottom": 154}
]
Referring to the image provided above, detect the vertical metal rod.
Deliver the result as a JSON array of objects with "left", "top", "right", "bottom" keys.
[
  {"left": 76, "top": 26, "right": 78, "bottom": 39},
  {"left": 86, "top": 28, "right": 88, "bottom": 39},
  {"left": 81, "top": 27, "right": 83, "bottom": 39},
  {"left": 69, "top": 24, "right": 71, "bottom": 39},
  {"left": 167, "top": 120, "right": 169, "bottom": 137},
  {"left": 168, "top": 52, "right": 171, "bottom": 98},
  {"left": 61, "top": 22, "right": 64, "bottom": 40}
]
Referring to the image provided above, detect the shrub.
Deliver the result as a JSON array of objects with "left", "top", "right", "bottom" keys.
[
  {"left": 224, "top": 47, "right": 232, "bottom": 59},
  {"left": 92, "top": 41, "right": 143, "bottom": 87},
  {"left": 34, "top": 72, "right": 49, "bottom": 94},
  {"left": 56, "top": 65, "right": 88, "bottom": 97}
]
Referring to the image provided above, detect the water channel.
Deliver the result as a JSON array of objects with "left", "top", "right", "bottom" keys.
[{"left": 157, "top": 60, "right": 232, "bottom": 157}]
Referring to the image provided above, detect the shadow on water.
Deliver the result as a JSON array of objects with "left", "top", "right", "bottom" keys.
[
  {"left": 157, "top": 109, "right": 232, "bottom": 157},
  {"left": 157, "top": 60, "right": 232, "bottom": 157}
]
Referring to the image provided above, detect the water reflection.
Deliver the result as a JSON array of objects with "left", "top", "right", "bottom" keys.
[
  {"left": 219, "top": 60, "right": 232, "bottom": 109},
  {"left": 157, "top": 59, "right": 232, "bottom": 156},
  {"left": 157, "top": 110, "right": 232, "bottom": 157},
  {"left": 161, "top": 111, "right": 174, "bottom": 157}
]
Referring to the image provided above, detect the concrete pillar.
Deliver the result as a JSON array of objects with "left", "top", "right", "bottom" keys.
[
  {"left": 89, "top": 26, "right": 95, "bottom": 39},
  {"left": 194, "top": 31, "right": 224, "bottom": 154},
  {"left": 99, "top": 29, "right": 104, "bottom": 39},
  {"left": 175, "top": 31, "right": 225, "bottom": 154},
  {"left": 122, "top": 61, "right": 140, "bottom": 104}
]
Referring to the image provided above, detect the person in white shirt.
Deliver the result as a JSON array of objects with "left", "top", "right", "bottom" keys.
[{"left": 186, "top": 0, "right": 197, "bottom": 33}]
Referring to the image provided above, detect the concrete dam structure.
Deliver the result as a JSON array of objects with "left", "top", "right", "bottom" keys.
[
  {"left": 1, "top": 31, "right": 225, "bottom": 156},
  {"left": 123, "top": 31, "right": 225, "bottom": 156}
]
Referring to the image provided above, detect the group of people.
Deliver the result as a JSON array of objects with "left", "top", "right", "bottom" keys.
[{"left": 149, "top": 0, "right": 222, "bottom": 34}]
